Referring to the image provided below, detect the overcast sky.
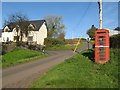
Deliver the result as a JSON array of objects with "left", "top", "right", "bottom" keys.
[{"left": 1, "top": 2, "right": 118, "bottom": 38}]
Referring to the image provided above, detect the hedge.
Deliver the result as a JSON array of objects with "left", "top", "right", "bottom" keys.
[
  {"left": 110, "top": 34, "right": 120, "bottom": 48},
  {"left": 44, "top": 38, "right": 65, "bottom": 47}
]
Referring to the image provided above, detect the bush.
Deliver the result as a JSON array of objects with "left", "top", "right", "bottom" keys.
[
  {"left": 2, "top": 44, "right": 7, "bottom": 55},
  {"left": 2, "top": 43, "right": 16, "bottom": 55},
  {"left": 28, "top": 44, "right": 42, "bottom": 51},
  {"left": 16, "top": 41, "right": 27, "bottom": 47},
  {"left": 28, "top": 45, "right": 37, "bottom": 50},
  {"left": 110, "top": 34, "right": 120, "bottom": 48},
  {"left": 44, "top": 38, "right": 65, "bottom": 47}
]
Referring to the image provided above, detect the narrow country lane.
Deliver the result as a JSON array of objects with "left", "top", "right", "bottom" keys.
[{"left": 2, "top": 42, "right": 92, "bottom": 88}]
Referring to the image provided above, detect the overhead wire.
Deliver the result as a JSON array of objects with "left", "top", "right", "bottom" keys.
[
  {"left": 72, "top": 2, "right": 92, "bottom": 53},
  {"left": 71, "top": 2, "right": 92, "bottom": 39}
]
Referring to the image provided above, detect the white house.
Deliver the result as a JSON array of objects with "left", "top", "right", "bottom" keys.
[
  {"left": 1, "top": 20, "right": 48, "bottom": 45},
  {"left": 104, "top": 28, "right": 120, "bottom": 36}
]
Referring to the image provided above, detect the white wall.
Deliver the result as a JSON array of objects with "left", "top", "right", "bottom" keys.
[
  {"left": 2, "top": 32, "right": 14, "bottom": 42},
  {"left": 36, "top": 22, "right": 47, "bottom": 45},
  {"left": 2, "top": 22, "right": 48, "bottom": 45},
  {"left": 109, "top": 30, "right": 119, "bottom": 36}
]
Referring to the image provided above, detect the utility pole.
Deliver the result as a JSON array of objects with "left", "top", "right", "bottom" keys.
[
  {"left": 95, "top": 0, "right": 110, "bottom": 64},
  {"left": 98, "top": 0, "right": 103, "bottom": 29}
]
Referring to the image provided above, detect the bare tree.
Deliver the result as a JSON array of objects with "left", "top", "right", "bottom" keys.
[
  {"left": 44, "top": 15, "right": 65, "bottom": 40},
  {"left": 4, "top": 12, "right": 30, "bottom": 41}
]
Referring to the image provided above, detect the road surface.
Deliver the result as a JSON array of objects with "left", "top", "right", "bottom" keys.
[{"left": 2, "top": 42, "right": 92, "bottom": 88}]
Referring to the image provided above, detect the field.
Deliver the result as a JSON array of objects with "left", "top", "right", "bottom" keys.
[
  {"left": 2, "top": 48, "right": 47, "bottom": 68},
  {"left": 32, "top": 49, "right": 119, "bottom": 88},
  {"left": 45, "top": 43, "right": 83, "bottom": 50}
]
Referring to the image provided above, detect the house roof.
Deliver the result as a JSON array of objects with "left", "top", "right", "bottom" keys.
[
  {"left": 4, "top": 19, "right": 47, "bottom": 31},
  {"left": 29, "top": 20, "right": 46, "bottom": 30}
]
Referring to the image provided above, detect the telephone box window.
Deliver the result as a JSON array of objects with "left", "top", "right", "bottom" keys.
[{"left": 98, "top": 36, "right": 105, "bottom": 45}]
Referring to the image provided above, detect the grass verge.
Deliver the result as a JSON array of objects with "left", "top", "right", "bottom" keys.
[
  {"left": 31, "top": 48, "right": 119, "bottom": 88},
  {"left": 2, "top": 48, "right": 47, "bottom": 68}
]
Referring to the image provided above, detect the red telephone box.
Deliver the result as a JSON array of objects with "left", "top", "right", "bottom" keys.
[{"left": 95, "top": 29, "right": 110, "bottom": 64}]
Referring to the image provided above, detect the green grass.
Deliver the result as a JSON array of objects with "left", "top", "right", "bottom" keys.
[
  {"left": 31, "top": 48, "right": 119, "bottom": 88},
  {"left": 45, "top": 44, "right": 83, "bottom": 50},
  {"left": 2, "top": 48, "right": 47, "bottom": 68}
]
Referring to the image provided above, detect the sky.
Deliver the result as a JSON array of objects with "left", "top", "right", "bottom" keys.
[{"left": 1, "top": 2, "right": 118, "bottom": 39}]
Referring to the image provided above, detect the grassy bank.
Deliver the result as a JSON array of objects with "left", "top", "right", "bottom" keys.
[
  {"left": 32, "top": 49, "right": 119, "bottom": 88},
  {"left": 2, "top": 48, "right": 47, "bottom": 68}
]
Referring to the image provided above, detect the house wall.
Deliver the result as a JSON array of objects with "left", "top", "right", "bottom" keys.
[
  {"left": 109, "top": 30, "right": 119, "bottom": 36},
  {"left": 12, "top": 28, "right": 21, "bottom": 36},
  {"left": 4, "top": 26, "right": 10, "bottom": 32},
  {"left": 21, "top": 34, "right": 27, "bottom": 42},
  {"left": 21, "top": 22, "right": 47, "bottom": 45},
  {"left": 2, "top": 32, "right": 14, "bottom": 42},
  {"left": 1, "top": 22, "right": 48, "bottom": 45},
  {"left": 104, "top": 28, "right": 119, "bottom": 36},
  {"left": 36, "top": 22, "right": 47, "bottom": 45}
]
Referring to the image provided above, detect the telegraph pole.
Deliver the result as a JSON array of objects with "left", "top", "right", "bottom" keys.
[
  {"left": 95, "top": 0, "right": 110, "bottom": 64},
  {"left": 99, "top": 0, "right": 103, "bottom": 29}
]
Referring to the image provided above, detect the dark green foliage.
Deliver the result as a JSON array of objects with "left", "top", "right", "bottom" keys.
[
  {"left": 82, "top": 49, "right": 94, "bottom": 62},
  {"left": 110, "top": 34, "right": 120, "bottom": 48},
  {"left": 87, "top": 25, "right": 97, "bottom": 39},
  {"left": 114, "top": 27, "right": 120, "bottom": 31},
  {"left": 2, "top": 43, "right": 16, "bottom": 55},
  {"left": 28, "top": 45, "right": 36, "bottom": 50},
  {"left": 2, "top": 44, "right": 7, "bottom": 55},
  {"left": 28, "top": 44, "right": 45, "bottom": 51},
  {"left": 44, "top": 38, "right": 65, "bottom": 47},
  {"left": 16, "top": 41, "right": 27, "bottom": 47}
]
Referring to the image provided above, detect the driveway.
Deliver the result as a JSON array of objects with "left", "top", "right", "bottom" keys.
[{"left": 2, "top": 42, "right": 92, "bottom": 88}]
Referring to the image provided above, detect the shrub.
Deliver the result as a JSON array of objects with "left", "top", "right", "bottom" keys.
[
  {"left": 2, "top": 44, "right": 7, "bottom": 55},
  {"left": 28, "top": 45, "right": 37, "bottom": 50},
  {"left": 44, "top": 38, "right": 65, "bottom": 47},
  {"left": 110, "top": 34, "right": 120, "bottom": 48},
  {"left": 2, "top": 43, "right": 16, "bottom": 55},
  {"left": 16, "top": 41, "right": 27, "bottom": 47},
  {"left": 28, "top": 44, "right": 42, "bottom": 50}
]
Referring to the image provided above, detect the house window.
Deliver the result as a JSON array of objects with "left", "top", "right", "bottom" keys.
[
  {"left": 7, "top": 37, "right": 9, "bottom": 42},
  {"left": 28, "top": 36, "right": 33, "bottom": 41}
]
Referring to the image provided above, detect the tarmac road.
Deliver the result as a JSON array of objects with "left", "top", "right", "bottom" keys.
[{"left": 2, "top": 42, "right": 92, "bottom": 88}]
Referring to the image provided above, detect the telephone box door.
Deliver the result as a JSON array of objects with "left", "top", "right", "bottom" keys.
[{"left": 95, "top": 29, "right": 109, "bottom": 64}]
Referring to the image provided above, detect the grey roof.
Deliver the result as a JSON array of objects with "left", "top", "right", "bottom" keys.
[
  {"left": 29, "top": 20, "right": 46, "bottom": 30},
  {"left": 4, "top": 19, "right": 47, "bottom": 31}
]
